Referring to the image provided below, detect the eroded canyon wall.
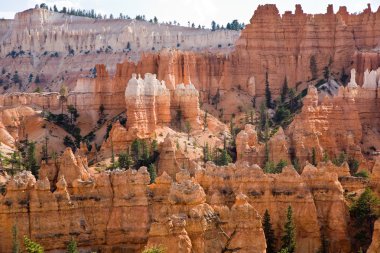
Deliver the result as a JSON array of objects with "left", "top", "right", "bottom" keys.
[{"left": 0, "top": 147, "right": 357, "bottom": 253}]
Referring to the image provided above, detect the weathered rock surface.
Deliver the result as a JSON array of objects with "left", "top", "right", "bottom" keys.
[
  {"left": 195, "top": 162, "right": 352, "bottom": 253},
  {"left": 3, "top": 147, "right": 379, "bottom": 252},
  {"left": 0, "top": 167, "right": 151, "bottom": 252},
  {"left": 90, "top": 4, "right": 380, "bottom": 103},
  {"left": 236, "top": 124, "right": 290, "bottom": 166},
  {"left": 368, "top": 219, "right": 380, "bottom": 253},
  {"left": 3, "top": 4, "right": 380, "bottom": 108},
  {"left": 0, "top": 7, "right": 238, "bottom": 57},
  {"left": 125, "top": 73, "right": 171, "bottom": 138}
]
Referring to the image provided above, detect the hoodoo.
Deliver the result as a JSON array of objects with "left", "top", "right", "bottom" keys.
[{"left": 0, "top": 2, "right": 379, "bottom": 253}]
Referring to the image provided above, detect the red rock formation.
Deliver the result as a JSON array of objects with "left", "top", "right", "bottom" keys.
[
  {"left": 301, "top": 163, "right": 351, "bottom": 252},
  {"left": 156, "top": 134, "right": 196, "bottom": 179},
  {"left": 0, "top": 167, "right": 151, "bottom": 252},
  {"left": 236, "top": 124, "right": 290, "bottom": 166},
  {"left": 194, "top": 162, "right": 354, "bottom": 252},
  {"left": 149, "top": 171, "right": 225, "bottom": 253},
  {"left": 125, "top": 73, "right": 171, "bottom": 138},
  {"left": 368, "top": 219, "right": 380, "bottom": 253},
  {"left": 287, "top": 86, "right": 363, "bottom": 165},
  {"left": 101, "top": 4, "right": 380, "bottom": 104}
]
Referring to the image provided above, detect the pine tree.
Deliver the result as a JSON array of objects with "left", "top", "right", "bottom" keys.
[
  {"left": 185, "top": 121, "right": 192, "bottom": 140},
  {"left": 310, "top": 55, "right": 318, "bottom": 80},
  {"left": 12, "top": 224, "right": 19, "bottom": 253},
  {"left": 217, "top": 149, "right": 232, "bottom": 166},
  {"left": 276, "top": 160, "right": 288, "bottom": 173},
  {"left": 350, "top": 187, "right": 380, "bottom": 224},
  {"left": 151, "top": 140, "right": 158, "bottom": 152},
  {"left": 264, "top": 113, "right": 270, "bottom": 142},
  {"left": 311, "top": 147, "right": 317, "bottom": 166},
  {"left": 24, "top": 236, "right": 44, "bottom": 253},
  {"left": 211, "top": 20, "right": 216, "bottom": 31},
  {"left": 203, "top": 143, "right": 210, "bottom": 163},
  {"left": 7, "top": 151, "right": 21, "bottom": 175},
  {"left": 250, "top": 110, "right": 254, "bottom": 124},
  {"left": 230, "top": 116, "right": 236, "bottom": 148},
  {"left": 26, "top": 142, "right": 39, "bottom": 178},
  {"left": 109, "top": 139, "right": 116, "bottom": 170},
  {"left": 281, "top": 206, "right": 296, "bottom": 253},
  {"left": 131, "top": 139, "right": 142, "bottom": 162},
  {"left": 265, "top": 72, "right": 272, "bottom": 109},
  {"left": 203, "top": 110, "right": 208, "bottom": 131},
  {"left": 264, "top": 142, "right": 270, "bottom": 166},
  {"left": 322, "top": 151, "right": 329, "bottom": 163},
  {"left": 118, "top": 151, "right": 133, "bottom": 169},
  {"left": 141, "top": 140, "right": 150, "bottom": 162},
  {"left": 262, "top": 210, "right": 276, "bottom": 253},
  {"left": 66, "top": 237, "right": 78, "bottom": 253},
  {"left": 35, "top": 74, "right": 40, "bottom": 84},
  {"left": 258, "top": 102, "right": 267, "bottom": 139},
  {"left": 281, "top": 77, "right": 289, "bottom": 103},
  {"left": 67, "top": 105, "right": 79, "bottom": 124},
  {"left": 148, "top": 164, "right": 156, "bottom": 184},
  {"left": 288, "top": 88, "right": 296, "bottom": 112}
]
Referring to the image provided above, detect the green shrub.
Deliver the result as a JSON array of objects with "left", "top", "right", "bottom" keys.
[
  {"left": 354, "top": 170, "right": 369, "bottom": 179},
  {"left": 142, "top": 245, "right": 166, "bottom": 253},
  {"left": 350, "top": 188, "right": 379, "bottom": 224},
  {"left": 24, "top": 236, "right": 44, "bottom": 253}
]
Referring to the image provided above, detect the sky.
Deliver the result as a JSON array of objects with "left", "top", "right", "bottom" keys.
[{"left": 1, "top": 0, "right": 379, "bottom": 28}]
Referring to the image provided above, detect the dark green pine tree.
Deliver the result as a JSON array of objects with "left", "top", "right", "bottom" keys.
[
  {"left": 311, "top": 147, "right": 317, "bottom": 166},
  {"left": 281, "top": 206, "right": 296, "bottom": 253},
  {"left": 12, "top": 224, "right": 19, "bottom": 253},
  {"left": 110, "top": 139, "right": 116, "bottom": 170},
  {"left": 281, "top": 77, "right": 289, "bottom": 103},
  {"left": 141, "top": 140, "right": 150, "bottom": 162},
  {"left": 148, "top": 164, "right": 157, "bottom": 184},
  {"left": 26, "top": 142, "right": 39, "bottom": 178},
  {"left": 263, "top": 209, "right": 276, "bottom": 253},
  {"left": 118, "top": 151, "right": 133, "bottom": 169},
  {"left": 218, "top": 149, "right": 232, "bottom": 166},
  {"left": 203, "top": 143, "right": 210, "bottom": 163},
  {"left": 131, "top": 139, "right": 142, "bottom": 162},
  {"left": 265, "top": 72, "right": 272, "bottom": 109}
]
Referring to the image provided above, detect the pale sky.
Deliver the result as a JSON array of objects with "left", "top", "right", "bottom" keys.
[{"left": 1, "top": 0, "right": 379, "bottom": 28}]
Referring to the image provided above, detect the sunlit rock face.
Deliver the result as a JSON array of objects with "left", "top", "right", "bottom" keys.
[{"left": 125, "top": 73, "right": 171, "bottom": 138}]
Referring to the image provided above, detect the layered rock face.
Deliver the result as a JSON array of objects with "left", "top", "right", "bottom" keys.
[
  {"left": 39, "top": 148, "right": 91, "bottom": 188},
  {"left": 235, "top": 69, "right": 380, "bottom": 167},
  {"left": 98, "top": 4, "right": 380, "bottom": 103},
  {"left": 156, "top": 134, "right": 198, "bottom": 179},
  {"left": 0, "top": 7, "right": 239, "bottom": 56},
  {"left": 195, "top": 162, "right": 351, "bottom": 253},
  {"left": 124, "top": 73, "right": 200, "bottom": 137},
  {"left": 287, "top": 86, "right": 363, "bottom": 164},
  {"left": 2, "top": 4, "right": 380, "bottom": 106},
  {"left": 125, "top": 73, "right": 171, "bottom": 138},
  {"left": 368, "top": 219, "right": 380, "bottom": 253},
  {"left": 236, "top": 124, "right": 290, "bottom": 166},
  {"left": 2, "top": 4, "right": 380, "bottom": 110},
  {"left": 0, "top": 145, "right": 357, "bottom": 253},
  {"left": 0, "top": 168, "right": 151, "bottom": 252}
]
